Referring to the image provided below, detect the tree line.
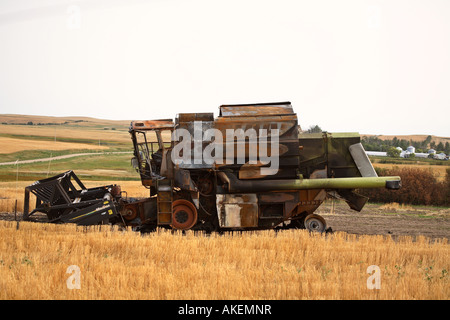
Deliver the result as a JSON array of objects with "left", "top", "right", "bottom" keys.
[
  {"left": 361, "top": 135, "right": 450, "bottom": 154},
  {"left": 303, "top": 125, "right": 449, "bottom": 154}
]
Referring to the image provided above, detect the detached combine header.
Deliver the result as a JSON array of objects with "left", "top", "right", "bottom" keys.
[
  {"left": 23, "top": 170, "right": 120, "bottom": 225},
  {"left": 23, "top": 102, "right": 401, "bottom": 232}
]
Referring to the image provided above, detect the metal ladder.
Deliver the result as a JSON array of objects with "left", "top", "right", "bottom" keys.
[{"left": 156, "top": 179, "right": 173, "bottom": 225}]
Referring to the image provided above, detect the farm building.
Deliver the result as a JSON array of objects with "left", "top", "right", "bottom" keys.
[
  {"left": 401, "top": 150, "right": 429, "bottom": 159},
  {"left": 365, "top": 151, "right": 387, "bottom": 157},
  {"left": 433, "top": 152, "right": 448, "bottom": 160},
  {"left": 365, "top": 148, "right": 446, "bottom": 159}
]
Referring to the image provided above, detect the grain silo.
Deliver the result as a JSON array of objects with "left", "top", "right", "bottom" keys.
[{"left": 407, "top": 146, "right": 415, "bottom": 153}]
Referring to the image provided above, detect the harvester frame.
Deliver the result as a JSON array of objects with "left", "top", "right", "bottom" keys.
[{"left": 124, "top": 102, "right": 400, "bottom": 232}]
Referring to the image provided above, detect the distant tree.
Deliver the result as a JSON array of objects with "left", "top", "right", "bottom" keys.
[
  {"left": 437, "top": 142, "right": 444, "bottom": 153},
  {"left": 381, "top": 145, "right": 390, "bottom": 152},
  {"left": 392, "top": 137, "right": 399, "bottom": 147},
  {"left": 386, "top": 146, "right": 401, "bottom": 158},
  {"left": 445, "top": 142, "right": 450, "bottom": 154},
  {"left": 27, "top": 121, "right": 33, "bottom": 125},
  {"left": 399, "top": 140, "right": 409, "bottom": 150},
  {"left": 424, "top": 135, "right": 432, "bottom": 147},
  {"left": 307, "top": 125, "right": 322, "bottom": 133}
]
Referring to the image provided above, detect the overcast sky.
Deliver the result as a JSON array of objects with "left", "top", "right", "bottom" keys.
[{"left": 0, "top": 0, "right": 449, "bottom": 136}]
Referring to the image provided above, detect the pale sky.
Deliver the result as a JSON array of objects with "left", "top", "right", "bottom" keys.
[{"left": 0, "top": 0, "right": 449, "bottom": 136}]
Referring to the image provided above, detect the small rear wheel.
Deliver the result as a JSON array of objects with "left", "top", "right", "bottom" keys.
[{"left": 304, "top": 214, "right": 327, "bottom": 233}]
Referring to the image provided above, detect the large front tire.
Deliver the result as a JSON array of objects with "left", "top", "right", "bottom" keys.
[{"left": 171, "top": 199, "right": 198, "bottom": 230}]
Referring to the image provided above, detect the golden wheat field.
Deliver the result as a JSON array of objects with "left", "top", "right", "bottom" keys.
[{"left": 0, "top": 220, "right": 448, "bottom": 300}]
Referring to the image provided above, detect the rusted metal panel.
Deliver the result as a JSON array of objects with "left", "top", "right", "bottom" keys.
[
  {"left": 173, "top": 113, "right": 215, "bottom": 169},
  {"left": 214, "top": 115, "right": 298, "bottom": 136},
  {"left": 219, "top": 102, "right": 294, "bottom": 117},
  {"left": 259, "top": 192, "right": 295, "bottom": 219},
  {"left": 120, "top": 197, "right": 157, "bottom": 225},
  {"left": 174, "top": 169, "right": 197, "bottom": 191},
  {"left": 140, "top": 179, "right": 153, "bottom": 188},
  {"left": 216, "top": 194, "right": 258, "bottom": 228},
  {"left": 176, "top": 113, "right": 214, "bottom": 122},
  {"left": 130, "top": 119, "right": 174, "bottom": 130},
  {"left": 259, "top": 192, "right": 295, "bottom": 203},
  {"left": 214, "top": 106, "right": 300, "bottom": 179},
  {"left": 292, "top": 189, "right": 327, "bottom": 217}
]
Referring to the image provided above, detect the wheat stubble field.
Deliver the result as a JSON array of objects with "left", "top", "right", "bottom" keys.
[
  {"left": 0, "top": 221, "right": 448, "bottom": 300},
  {"left": 0, "top": 116, "right": 449, "bottom": 300}
]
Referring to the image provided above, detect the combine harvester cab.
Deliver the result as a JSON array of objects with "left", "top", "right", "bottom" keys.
[{"left": 127, "top": 102, "right": 401, "bottom": 232}]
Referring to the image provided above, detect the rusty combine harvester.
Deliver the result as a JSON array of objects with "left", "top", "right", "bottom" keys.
[{"left": 23, "top": 102, "right": 401, "bottom": 232}]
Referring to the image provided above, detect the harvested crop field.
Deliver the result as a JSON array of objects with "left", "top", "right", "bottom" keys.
[
  {"left": 0, "top": 194, "right": 448, "bottom": 300},
  {"left": 0, "top": 137, "right": 109, "bottom": 154},
  {"left": 373, "top": 163, "right": 448, "bottom": 182},
  {"left": 0, "top": 220, "right": 448, "bottom": 300},
  {"left": 0, "top": 122, "right": 131, "bottom": 144}
]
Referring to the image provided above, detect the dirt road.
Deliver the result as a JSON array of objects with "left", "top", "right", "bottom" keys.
[
  {"left": 0, "top": 151, "right": 132, "bottom": 166},
  {"left": 317, "top": 201, "right": 450, "bottom": 240}
]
